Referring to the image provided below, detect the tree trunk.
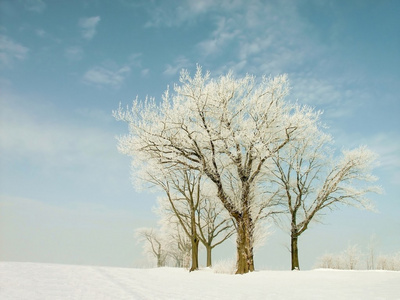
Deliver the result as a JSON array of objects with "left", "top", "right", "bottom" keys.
[
  {"left": 206, "top": 246, "right": 212, "bottom": 267},
  {"left": 157, "top": 255, "right": 162, "bottom": 268},
  {"left": 235, "top": 216, "right": 255, "bottom": 274},
  {"left": 189, "top": 237, "right": 199, "bottom": 272},
  {"left": 291, "top": 234, "right": 300, "bottom": 270}
]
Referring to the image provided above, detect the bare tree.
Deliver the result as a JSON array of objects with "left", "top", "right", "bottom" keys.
[
  {"left": 150, "top": 169, "right": 202, "bottom": 271},
  {"left": 342, "top": 244, "right": 362, "bottom": 270},
  {"left": 114, "top": 66, "right": 319, "bottom": 273},
  {"left": 196, "top": 197, "right": 235, "bottom": 267},
  {"left": 377, "top": 252, "right": 400, "bottom": 271},
  {"left": 366, "top": 234, "right": 377, "bottom": 270},
  {"left": 135, "top": 228, "right": 169, "bottom": 267},
  {"left": 161, "top": 220, "right": 192, "bottom": 268},
  {"left": 316, "top": 253, "right": 336, "bottom": 269},
  {"left": 269, "top": 125, "right": 381, "bottom": 270}
]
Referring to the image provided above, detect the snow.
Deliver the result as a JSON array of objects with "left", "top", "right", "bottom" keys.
[{"left": 1, "top": 262, "right": 399, "bottom": 299}]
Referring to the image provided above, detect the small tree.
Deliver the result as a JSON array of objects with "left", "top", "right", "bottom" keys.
[
  {"left": 161, "top": 220, "right": 192, "bottom": 268},
  {"left": 342, "top": 244, "right": 362, "bottom": 270},
  {"left": 316, "top": 253, "right": 336, "bottom": 269},
  {"left": 196, "top": 197, "right": 235, "bottom": 267},
  {"left": 366, "top": 234, "right": 377, "bottom": 270},
  {"left": 377, "top": 253, "right": 400, "bottom": 271},
  {"left": 270, "top": 123, "right": 381, "bottom": 270},
  {"left": 135, "top": 228, "right": 169, "bottom": 267},
  {"left": 150, "top": 168, "right": 202, "bottom": 271}
]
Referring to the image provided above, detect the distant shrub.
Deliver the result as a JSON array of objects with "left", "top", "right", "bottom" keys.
[
  {"left": 315, "top": 245, "right": 400, "bottom": 271},
  {"left": 212, "top": 259, "right": 236, "bottom": 274},
  {"left": 315, "top": 244, "right": 361, "bottom": 270},
  {"left": 376, "top": 252, "right": 400, "bottom": 271}
]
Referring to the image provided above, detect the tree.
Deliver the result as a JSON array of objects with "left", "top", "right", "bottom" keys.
[
  {"left": 114, "top": 66, "right": 318, "bottom": 274},
  {"left": 135, "top": 228, "right": 169, "bottom": 267},
  {"left": 160, "top": 218, "right": 192, "bottom": 268},
  {"left": 377, "top": 252, "right": 400, "bottom": 271},
  {"left": 366, "top": 234, "right": 377, "bottom": 270},
  {"left": 148, "top": 168, "right": 202, "bottom": 271},
  {"left": 342, "top": 244, "right": 362, "bottom": 270},
  {"left": 152, "top": 167, "right": 235, "bottom": 269},
  {"left": 269, "top": 124, "right": 381, "bottom": 270},
  {"left": 196, "top": 197, "right": 235, "bottom": 267}
]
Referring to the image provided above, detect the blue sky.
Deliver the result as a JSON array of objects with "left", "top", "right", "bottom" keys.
[{"left": 0, "top": 0, "right": 399, "bottom": 270}]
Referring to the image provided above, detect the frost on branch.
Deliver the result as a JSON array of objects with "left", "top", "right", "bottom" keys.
[{"left": 135, "top": 228, "right": 169, "bottom": 268}]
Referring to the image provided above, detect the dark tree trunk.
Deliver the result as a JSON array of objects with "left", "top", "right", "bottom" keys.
[
  {"left": 189, "top": 237, "right": 199, "bottom": 272},
  {"left": 291, "top": 234, "right": 300, "bottom": 270},
  {"left": 157, "top": 256, "right": 162, "bottom": 268},
  {"left": 206, "top": 246, "right": 212, "bottom": 267},
  {"left": 208, "top": 167, "right": 256, "bottom": 274},
  {"left": 235, "top": 215, "right": 255, "bottom": 274}
]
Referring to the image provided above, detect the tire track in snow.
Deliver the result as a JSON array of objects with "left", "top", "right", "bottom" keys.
[{"left": 93, "top": 266, "right": 154, "bottom": 300}]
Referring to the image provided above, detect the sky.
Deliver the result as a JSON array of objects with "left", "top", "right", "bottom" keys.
[{"left": 0, "top": 0, "right": 399, "bottom": 270}]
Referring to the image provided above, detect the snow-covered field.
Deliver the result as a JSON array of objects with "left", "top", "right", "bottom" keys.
[{"left": 0, "top": 262, "right": 399, "bottom": 300}]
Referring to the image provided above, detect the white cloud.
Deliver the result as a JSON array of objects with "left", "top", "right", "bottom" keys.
[
  {"left": 163, "top": 56, "right": 191, "bottom": 76},
  {"left": 197, "top": 17, "right": 240, "bottom": 56},
  {"left": 0, "top": 35, "right": 29, "bottom": 67},
  {"left": 79, "top": 16, "right": 101, "bottom": 40},
  {"left": 75, "top": 107, "right": 113, "bottom": 123},
  {"left": 35, "top": 29, "right": 46, "bottom": 37},
  {"left": 368, "top": 133, "right": 400, "bottom": 172},
  {"left": 144, "top": 0, "right": 238, "bottom": 28},
  {"left": 0, "top": 94, "right": 117, "bottom": 169},
  {"left": 186, "top": 0, "right": 215, "bottom": 14},
  {"left": 23, "top": 0, "right": 46, "bottom": 13},
  {"left": 141, "top": 68, "right": 150, "bottom": 77},
  {"left": 330, "top": 130, "right": 400, "bottom": 186},
  {"left": 189, "top": 1, "right": 374, "bottom": 121},
  {"left": 65, "top": 46, "right": 84, "bottom": 61},
  {"left": 83, "top": 65, "right": 130, "bottom": 88}
]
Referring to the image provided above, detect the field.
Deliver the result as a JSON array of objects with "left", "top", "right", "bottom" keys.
[{"left": 1, "top": 262, "right": 399, "bottom": 299}]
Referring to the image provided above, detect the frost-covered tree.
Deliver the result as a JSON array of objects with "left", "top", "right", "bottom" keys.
[
  {"left": 377, "top": 252, "right": 400, "bottom": 271},
  {"left": 342, "top": 244, "right": 362, "bottom": 270},
  {"left": 114, "top": 66, "right": 319, "bottom": 274},
  {"left": 366, "top": 234, "right": 377, "bottom": 270},
  {"left": 269, "top": 124, "right": 381, "bottom": 270},
  {"left": 160, "top": 219, "right": 192, "bottom": 268},
  {"left": 135, "top": 228, "right": 169, "bottom": 267}
]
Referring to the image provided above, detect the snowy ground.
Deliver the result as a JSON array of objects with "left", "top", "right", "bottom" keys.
[{"left": 0, "top": 262, "right": 399, "bottom": 300}]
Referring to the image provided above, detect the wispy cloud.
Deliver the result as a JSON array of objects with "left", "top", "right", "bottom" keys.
[
  {"left": 343, "top": 132, "right": 400, "bottom": 186},
  {"left": 0, "top": 94, "right": 116, "bottom": 168},
  {"left": 23, "top": 0, "right": 46, "bottom": 13},
  {"left": 0, "top": 35, "right": 29, "bottom": 68},
  {"left": 163, "top": 56, "right": 192, "bottom": 76},
  {"left": 83, "top": 65, "right": 130, "bottom": 88},
  {"left": 197, "top": 17, "right": 240, "bottom": 56},
  {"left": 369, "top": 133, "right": 400, "bottom": 171},
  {"left": 65, "top": 46, "right": 84, "bottom": 61},
  {"left": 141, "top": 68, "right": 150, "bottom": 77},
  {"left": 35, "top": 29, "right": 46, "bottom": 38},
  {"left": 144, "top": 0, "right": 238, "bottom": 28},
  {"left": 187, "top": 0, "right": 375, "bottom": 122},
  {"left": 79, "top": 16, "right": 101, "bottom": 40}
]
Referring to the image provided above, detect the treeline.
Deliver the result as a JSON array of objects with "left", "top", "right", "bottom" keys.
[{"left": 316, "top": 243, "right": 400, "bottom": 271}]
